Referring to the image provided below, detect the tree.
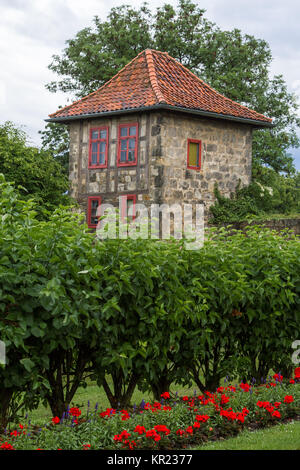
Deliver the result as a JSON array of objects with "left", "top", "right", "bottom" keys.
[
  {"left": 39, "top": 122, "right": 70, "bottom": 175},
  {"left": 0, "top": 121, "right": 70, "bottom": 215},
  {"left": 46, "top": 0, "right": 300, "bottom": 175}
]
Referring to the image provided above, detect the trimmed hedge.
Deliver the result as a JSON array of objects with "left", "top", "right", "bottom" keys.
[{"left": 0, "top": 175, "right": 299, "bottom": 428}]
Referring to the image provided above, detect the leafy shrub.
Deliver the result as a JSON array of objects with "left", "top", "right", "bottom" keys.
[
  {"left": 1, "top": 175, "right": 299, "bottom": 430},
  {"left": 209, "top": 166, "right": 300, "bottom": 223}
]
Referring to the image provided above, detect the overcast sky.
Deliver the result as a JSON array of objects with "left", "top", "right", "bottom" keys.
[{"left": 1, "top": 0, "right": 300, "bottom": 169}]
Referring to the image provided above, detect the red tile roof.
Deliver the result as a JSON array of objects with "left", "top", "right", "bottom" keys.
[{"left": 48, "top": 49, "right": 272, "bottom": 126}]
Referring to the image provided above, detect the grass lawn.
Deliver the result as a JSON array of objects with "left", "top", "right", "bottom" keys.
[{"left": 195, "top": 420, "right": 300, "bottom": 450}]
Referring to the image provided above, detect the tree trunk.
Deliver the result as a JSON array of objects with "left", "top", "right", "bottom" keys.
[
  {"left": 0, "top": 388, "right": 13, "bottom": 431},
  {"left": 102, "top": 371, "right": 139, "bottom": 408},
  {"left": 150, "top": 372, "right": 172, "bottom": 401}
]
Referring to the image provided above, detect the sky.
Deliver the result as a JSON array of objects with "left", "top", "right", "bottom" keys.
[{"left": 0, "top": 0, "right": 300, "bottom": 169}]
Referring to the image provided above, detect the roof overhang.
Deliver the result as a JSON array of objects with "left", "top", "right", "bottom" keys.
[{"left": 46, "top": 104, "right": 274, "bottom": 128}]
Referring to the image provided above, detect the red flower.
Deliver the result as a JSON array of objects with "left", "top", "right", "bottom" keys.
[
  {"left": 134, "top": 425, "right": 146, "bottom": 435},
  {"left": 123, "top": 440, "right": 137, "bottom": 450},
  {"left": 145, "top": 429, "right": 161, "bottom": 441},
  {"left": 163, "top": 405, "right": 172, "bottom": 411},
  {"left": 294, "top": 367, "right": 300, "bottom": 379},
  {"left": 176, "top": 429, "right": 185, "bottom": 436},
  {"left": 100, "top": 408, "right": 116, "bottom": 418},
  {"left": 195, "top": 414, "right": 210, "bottom": 423},
  {"left": 52, "top": 416, "right": 60, "bottom": 424},
  {"left": 154, "top": 425, "right": 171, "bottom": 435},
  {"left": 69, "top": 407, "right": 81, "bottom": 417},
  {"left": 240, "top": 383, "right": 251, "bottom": 392},
  {"left": 272, "top": 410, "right": 281, "bottom": 418},
  {"left": 82, "top": 444, "right": 91, "bottom": 450},
  {"left": 185, "top": 426, "right": 194, "bottom": 434},
  {"left": 182, "top": 396, "right": 189, "bottom": 401},
  {"left": 273, "top": 373, "right": 283, "bottom": 382},
  {"left": 114, "top": 430, "right": 131, "bottom": 442},
  {"left": 153, "top": 402, "right": 162, "bottom": 410},
  {"left": 220, "top": 394, "right": 230, "bottom": 405},
  {"left": 161, "top": 392, "right": 170, "bottom": 399},
  {"left": 0, "top": 442, "right": 14, "bottom": 450},
  {"left": 284, "top": 395, "right": 294, "bottom": 404}
]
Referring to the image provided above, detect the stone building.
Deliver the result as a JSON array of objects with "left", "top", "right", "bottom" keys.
[{"left": 47, "top": 49, "right": 272, "bottom": 229}]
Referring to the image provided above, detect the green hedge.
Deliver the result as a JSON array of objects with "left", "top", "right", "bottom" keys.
[{"left": 0, "top": 175, "right": 299, "bottom": 428}]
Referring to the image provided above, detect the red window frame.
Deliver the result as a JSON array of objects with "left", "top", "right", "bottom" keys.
[
  {"left": 117, "top": 123, "right": 138, "bottom": 167},
  {"left": 121, "top": 194, "right": 136, "bottom": 222},
  {"left": 88, "top": 127, "right": 109, "bottom": 168},
  {"left": 187, "top": 139, "right": 202, "bottom": 170},
  {"left": 87, "top": 196, "right": 101, "bottom": 228}
]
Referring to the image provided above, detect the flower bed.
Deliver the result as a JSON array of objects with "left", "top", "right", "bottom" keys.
[{"left": 1, "top": 369, "right": 299, "bottom": 450}]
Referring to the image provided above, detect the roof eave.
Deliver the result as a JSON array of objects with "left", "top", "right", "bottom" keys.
[{"left": 46, "top": 104, "right": 274, "bottom": 128}]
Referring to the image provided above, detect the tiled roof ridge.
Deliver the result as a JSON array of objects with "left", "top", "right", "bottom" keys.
[
  {"left": 152, "top": 49, "right": 272, "bottom": 123},
  {"left": 49, "top": 50, "right": 147, "bottom": 118},
  {"left": 144, "top": 49, "right": 166, "bottom": 104}
]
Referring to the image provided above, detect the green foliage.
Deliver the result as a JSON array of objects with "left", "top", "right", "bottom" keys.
[
  {"left": 209, "top": 167, "right": 300, "bottom": 223},
  {"left": 1, "top": 176, "right": 299, "bottom": 428},
  {"left": 46, "top": 0, "right": 299, "bottom": 174},
  {"left": 0, "top": 175, "right": 102, "bottom": 424},
  {"left": 39, "top": 122, "right": 70, "bottom": 175},
  {"left": 0, "top": 122, "right": 70, "bottom": 215}
]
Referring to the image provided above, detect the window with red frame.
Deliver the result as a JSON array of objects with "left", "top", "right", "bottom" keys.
[
  {"left": 89, "top": 127, "right": 108, "bottom": 168},
  {"left": 121, "top": 195, "right": 136, "bottom": 222},
  {"left": 117, "top": 123, "right": 138, "bottom": 166},
  {"left": 88, "top": 196, "right": 101, "bottom": 228},
  {"left": 187, "top": 139, "right": 201, "bottom": 170}
]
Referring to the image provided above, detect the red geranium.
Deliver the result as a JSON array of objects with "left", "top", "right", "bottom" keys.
[
  {"left": 0, "top": 442, "right": 14, "bottom": 450},
  {"left": 154, "top": 425, "right": 170, "bottom": 435},
  {"left": 294, "top": 367, "right": 300, "bottom": 379},
  {"left": 284, "top": 395, "right": 294, "bottom": 404},
  {"left": 69, "top": 407, "right": 81, "bottom": 417},
  {"left": 134, "top": 425, "right": 146, "bottom": 435}
]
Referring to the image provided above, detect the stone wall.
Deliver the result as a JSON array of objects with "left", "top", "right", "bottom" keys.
[
  {"left": 68, "top": 112, "right": 152, "bottom": 217},
  {"left": 215, "top": 218, "right": 300, "bottom": 236},
  {"left": 149, "top": 111, "right": 253, "bottom": 218},
  {"left": 69, "top": 109, "right": 253, "bottom": 224}
]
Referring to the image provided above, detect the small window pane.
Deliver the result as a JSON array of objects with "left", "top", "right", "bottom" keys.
[
  {"left": 100, "top": 129, "right": 107, "bottom": 139},
  {"left": 121, "top": 140, "right": 127, "bottom": 150},
  {"left": 91, "top": 130, "right": 98, "bottom": 140},
  {"left": 92, "top": 142, "right": 98, "bottom": 153},
  {"left": 92, "top": 153, "right": 97, "bottom": 164},
  {"left": 99, "top": 153, "right": 105, "bottom": 165},
  {"left": 120, "top": 127, "right": 128, "bottom": 137},
  {"left": 127, "top": 199, "right": 134, "bottom": 219},
  {"left": 90, "top": 199, "right": 100, "bottom": 226},
  {"left": 128, "top": 138, "right": 135, "bottom": 149},
  {"left": 189, "top": 142, "right": 199, "bottom": 167},
  {"left": 100, "top": 141, "right": 106, "bottom": 153},
  {"left": 92, "top": 200, "right": 98, "bottom": 211},
  {"left": 129, "top": 126, "right": 136, "bottom": 136},
  {"left": 128, "top": 150, "right": 135, "bottom": 162},
  {"left": 120, "top": 150, "right": 127, "bottom": 162}
]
